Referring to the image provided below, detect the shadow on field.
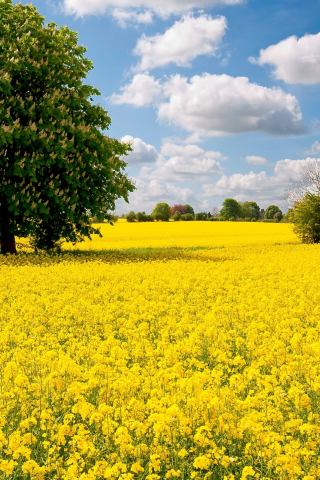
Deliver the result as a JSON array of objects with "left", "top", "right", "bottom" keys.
[{"left": 1, "top": 246, "right": 234, "bottom": 267}]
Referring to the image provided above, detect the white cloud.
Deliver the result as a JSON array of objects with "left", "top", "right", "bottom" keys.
[
  {"left": 123, "top": 139, "right": 226, "bottom": 182},
  {"left": 159, "top": 73, "right": 307, "bottom": 137},
  {"left": 220, "top": 51, "right": 231, "bottom": 67},
  {"left": 63, "top": 0, "right": 244, "bottom": 18},
  {"left": 109, "top": 73, "right": 163, "bottom": 107},
  {"left": 203, "top": 158, "right": 318, "bottom": 199},
  {"left": 156, "top": 142, "right": 225, "bottom": 181},
  {"left": 161, "top": 142, "right": 227, "bottom": 160},
  {"left": 121, "top": 136, "right": 162, "bottom": 164},
  {"left": 111, "top": 8, "right": 153, "bottom": 27},
  {"left": 143, "top": 155, "right": 223, "bottom": 182},
  {"left": 112, "top": 72, "right": 307, "bottom": 137},
  {"left": 245, "top": 155, "right": 267, "bottom": 165},
  {"left": 250, "top": 32, "right": 320, "bottom": 84},
  {"left": 306, "top": 140, "right": 320, "bottom": 155},
  {"left": 133, "top": 14, "right": 227, "bottom": 71}
]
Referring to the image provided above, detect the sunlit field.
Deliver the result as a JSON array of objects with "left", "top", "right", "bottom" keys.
[
  {"left": 1, "top": 223, "right": 320, "bottom": 479},
  {"left": 71, "top": 220, "right": 298, "bottom": 250}
]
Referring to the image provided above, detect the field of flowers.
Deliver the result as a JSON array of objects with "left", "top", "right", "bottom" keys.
[
  {"left": 71, "top": 220, "right": 298, "bottom": 250},
  {"left": 1, "top": 223, "right": 320, "bottom": 480}
]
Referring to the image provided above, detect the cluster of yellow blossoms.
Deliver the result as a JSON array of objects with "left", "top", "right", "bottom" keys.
[{"left": 1, "top": 223, "right": 319, "bottom": 479}]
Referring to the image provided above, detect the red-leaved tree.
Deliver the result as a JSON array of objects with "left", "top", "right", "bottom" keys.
[{"left": 171, "top": 205, "right": 187, "bottom": 217}]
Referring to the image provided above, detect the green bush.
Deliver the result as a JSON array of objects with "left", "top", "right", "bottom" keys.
[
  {"left": 195, "top": 213, "right": 207, "bottom": 221},
  {"left": 151, "top": 203, "right": 171, "bottom": 222},
  {"left": 181, "top": 213, "right": 194, "bottom": 221},
  {"left": 173, "top": 211, "right": 181, "bottom": 222},
  {"left": 292, "top": 193, "right": 320, "bottom": 243},
  {"left": 265, "top": 205, "right": 282, "bottom": 220},
  {"left": 209, "top": 217, "right": 218, "bottom": 221},
  {"left": 126, "top": 211, "right": 136, "bottom": 223}
]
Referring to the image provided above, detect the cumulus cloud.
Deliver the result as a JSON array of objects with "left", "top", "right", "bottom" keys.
[
  {"left": 306, "top": 140, "right": 320, "bottom": 155},
  {"left": 245, "top": 155, "right": 267, "bottom": 165},
  {"left": 111, "top": 8, "right": 153, "bottom": 27},
  {"left": 111, "top": 72, "right": 307, "bottom": 137},
  {"left": 133, "top": 14, "right": 227, "bottom": 71},
  {"left": 143, "top": 156, "right": 223, "bottom": 182},
  {"left": 63, "top": 0, "right": 244, "bottom": 18},
  {"left": 121, "top": 137, "right": 226, "bottom": 182},
  {"left": 109, "top": 73, "right": 163, "bottom": 107},
  {"left": 250, "top": 32, "right": 320, "bottom": 84},
  {"left": 203, "top": 158, "right": 318, "bottom": 199},
  {"left": 159, "top": 73, "right": 307, "bottom": 137},
  {"left": 161, "top": 142, "right": 227, "bottom": 160},
  {"left": 121, "top": 136, "right": 162, "bottom": 165}
]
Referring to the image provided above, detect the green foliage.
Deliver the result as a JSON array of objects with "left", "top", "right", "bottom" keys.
[
  {"left": 173, "top": 211, "right": 181, "bottom": 222},
  {"left": 151, "top": 203, "right": 171, "bottom": 222},
  {"left": 126, "top": 211, "right": 136, "bottom": 223},
  {"left": 136, "top": 212, "right": 146, "bottom": 222},
  {"left": 0, "top": 0, "right": 134, "bottom": 252},
  {"left": 181, "top": 213, "right": 194, "bottom": 221},
  {"left": 195, "top": 212, "right": 207, "bottom": 221},
  {"left": 273, "top": 211, "right": 283, "bottom": 221},
  {"left": 240, "top": 201, "right": 261, "bottom": 220},
  {"left": 282, "top": 209, "right": 293, "bottom": 223},
  {"left": 136, "top": 212, "right": 153, "bottom": 222},
  {"left": 292, "top": 193, "right": 320, "bottom": 243},
  {"left": 220, "top": 198, "right": 242, "bottom": 220},
  {"left": 209, "top": 217, "right": 218, "bottom": 221},
  {"left": 184, "top": 204, "right": 195, "bottom": 215},
  {"left": 265, "top": 205, "right": 282, "bottom": 220}
]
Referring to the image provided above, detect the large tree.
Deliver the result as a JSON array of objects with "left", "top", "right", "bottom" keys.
[
  {"left": 151, "top": 203, "right": 171, "bottom": 222},
  {"left": 240, "top": 201, "right": 260, "bottom": 219},
  {"left": 265, "top": 205, "right": 282, "bottom": 220},
  {"left": 0, "top": 1, "right": 134, "bottom": 254},
  {"left": 220, "top": 198, "right": 242, "bottom": 220},
  {"left": 292, "top": 193, "right": 320, "bottom": 243}
]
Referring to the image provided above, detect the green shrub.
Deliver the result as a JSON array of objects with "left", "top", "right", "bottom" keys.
[
  {"left": 126, "top": 211, "right": 136, "bottom": 223},
  {"left": 181, "top": 213, "right": 194, "bottom": 221},
  {"left": 173, "top": 211, "right": 182, "bottom": 222},
  {"left": 195, "top": 213, "right": 207, "bottom": 221}
]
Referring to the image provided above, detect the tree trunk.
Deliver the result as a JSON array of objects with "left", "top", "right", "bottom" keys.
[{"left": 0, "top": 234, "right": 17, "bottom": 254}]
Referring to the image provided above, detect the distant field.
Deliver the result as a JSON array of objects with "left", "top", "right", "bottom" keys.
[
  {"left": 1, "top": 224, "right": 319, "bottom": 479},
  {"left": 71, "top": 220, "right": 298, "bottom": 250}
]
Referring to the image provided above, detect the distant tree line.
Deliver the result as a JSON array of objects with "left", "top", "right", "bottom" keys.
[{"left": 124, "top": 199, "right": 288, "bottom": 223}]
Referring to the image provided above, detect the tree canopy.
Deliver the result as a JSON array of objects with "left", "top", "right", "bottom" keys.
[
  {"left": 292, "top": 193, "right": 320, "bottom": 243},
  {"left": 240, "top": 201, "right": 260, "bottom": 219},
  {"left": 265, "top": 205, "right": 282, "bottom": 220},
  {"left": 151, "top": 203, "right": 171, "bottom": 222},
  {"left": 220, "top": 198, "right": 242, "bottom": 220},
  {"left": 0, "top": 0, "right": 134, "bottom": 253},
  {"left": 185, "top": 204, "right": 195, "bottom": 215}
]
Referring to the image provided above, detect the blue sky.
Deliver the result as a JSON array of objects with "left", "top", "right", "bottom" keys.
[{"left": 17, "top": 0, "right": 320, "bottom": 213}]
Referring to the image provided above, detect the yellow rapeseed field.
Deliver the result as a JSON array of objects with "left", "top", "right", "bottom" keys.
[
  {"left": 71, "top": 220, "right": 297, "bottom": 250},
  {"left": 1, "top": 222, "right": 320, "bottom": 480}
]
